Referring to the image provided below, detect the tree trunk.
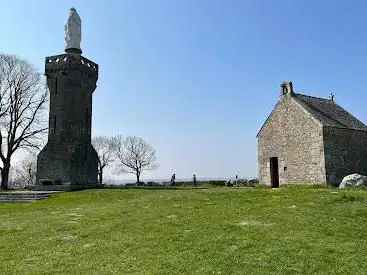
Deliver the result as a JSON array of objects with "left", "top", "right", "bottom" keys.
[
  {"left": 98, "top": 168, "right": 103, "bottom": 185},
  {"left": 136, "top": 172, "right": 140, "bottom": 184},
  {"left": 1, "top": 162, "right": 10, "bottom": 190},
  {"left": 27, "top": 166, "right": 32, "bottom": 186}
]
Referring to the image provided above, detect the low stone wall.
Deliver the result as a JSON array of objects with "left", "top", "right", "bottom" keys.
[{"left": 35, "top": 184, "right": 103, "bottom": 191}]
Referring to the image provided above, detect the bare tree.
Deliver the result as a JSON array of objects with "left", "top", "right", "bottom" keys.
[
  {"left": 0, "top": 54, "right": 48, "bottom": 190},
  {"left": 114, "top": 136, "right": 158, "bottom": 183},
  {"left": 92, "top": 135, "right": 118, "bottom": 185},
  {"left": 12, "top": 152, "right": 38, "bottom": 188}
]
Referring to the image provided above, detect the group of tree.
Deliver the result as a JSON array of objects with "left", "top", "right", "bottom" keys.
[
  {"left": 0, "top": 54, "right": 48, "bottom": 190},
  {"left": 10, "top": 151, "right": 38, "bottom": 188},
  {"left": 0, "top": 53, "right": 158, "bottom": 189},
  {"left": 92, "top": 135, "right": 158, "bottom": 184},
  {"left": 9, "top": 135, "right": 158, "bottom": 188}
]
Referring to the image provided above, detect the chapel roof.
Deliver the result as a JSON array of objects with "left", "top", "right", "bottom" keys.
[{"left": 293, "top": 93, "right": 367, "bottom": 131}]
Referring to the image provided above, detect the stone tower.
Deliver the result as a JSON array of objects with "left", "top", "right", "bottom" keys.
[{"left": 36, "top": 8, "right": 99, "bottom": 189}]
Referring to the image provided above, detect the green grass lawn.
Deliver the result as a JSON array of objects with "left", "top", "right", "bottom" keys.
[{"left": 1, "top": 185, "right": 367, "bottom": 274}]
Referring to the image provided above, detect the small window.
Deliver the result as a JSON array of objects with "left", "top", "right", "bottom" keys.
[
  {"left": 53, "top": 116, "right": 56, "bottom": 134},
  {"left": 55, "top": 78, "right": 58, "bottom": 95},
  {"left": 284, "top": 167, "right": 287, "bottom": 171}
]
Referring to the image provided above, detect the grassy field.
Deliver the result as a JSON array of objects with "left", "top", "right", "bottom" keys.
[{"left": 1, "top": 185, "right": 367, "bottom": 274}]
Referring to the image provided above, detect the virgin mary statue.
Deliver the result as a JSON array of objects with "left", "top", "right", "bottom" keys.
[{"left": 64, "top": 8, "right": 81, "bottom": 52}]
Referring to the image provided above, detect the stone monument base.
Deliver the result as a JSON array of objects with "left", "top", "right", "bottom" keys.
[{"left": 35, "top": 183, "right": 103, "bottom": 191}]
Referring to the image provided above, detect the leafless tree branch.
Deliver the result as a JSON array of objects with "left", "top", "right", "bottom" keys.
[
  {"left": 114, "top": 135, "right": 158, "bottom": 183},
  {"left": 0, "top": 54, "right": 48, "bottom": 189},
  {"left": 10, "top": 151, "right": 38, "bottom": 188},
  {"left": 92, "top": 135, "right": 119, "bottom": 185}
]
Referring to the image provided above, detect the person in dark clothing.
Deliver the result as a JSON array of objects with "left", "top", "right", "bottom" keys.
[
  {"left": 193, "top": 174, "right": 197, "bottom": 187},
  {"left": 171, "top": 173, "right": 176, "bottom": 186}
]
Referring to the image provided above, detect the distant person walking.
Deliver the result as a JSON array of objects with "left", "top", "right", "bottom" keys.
[
  {"left": 171, "top": 173, "right": 176, "bottom": 186},
  {"left": 193, "top": 174, "right": 197, "bottom": 187},
  {"left": 235, "top": 175, "right": 238, "bottom": 186}
]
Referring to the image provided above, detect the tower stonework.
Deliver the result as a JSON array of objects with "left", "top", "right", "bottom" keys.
[
  {"left": 36, "top": 8, "right": 99, "bottom": 190},
  {"left": 36, "top": 54, "right": 99, "bottom": 189}
]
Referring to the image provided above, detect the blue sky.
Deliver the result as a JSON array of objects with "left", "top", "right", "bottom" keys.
[{"left": 1, "top": 0, "right": 367, "bottom": 181}]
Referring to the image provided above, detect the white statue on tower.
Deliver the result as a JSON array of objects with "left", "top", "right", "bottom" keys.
[{"left": 64, "top": 8, "right": 82, "bottom": 53}]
